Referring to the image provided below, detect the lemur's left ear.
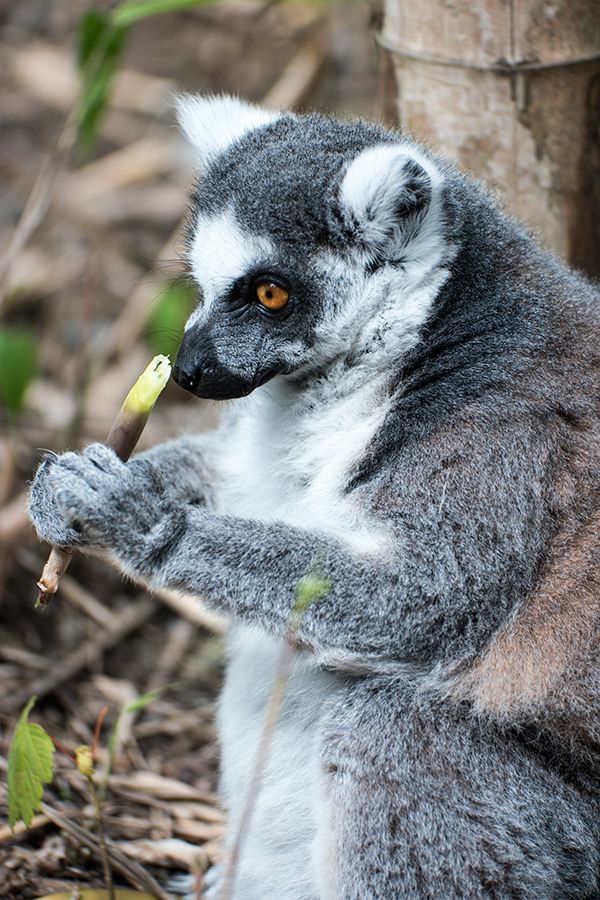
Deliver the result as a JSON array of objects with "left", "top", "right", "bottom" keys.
[
  {"left": 338, "top": 145, "right": 440, "bottom": 261},
  {"left": 176, "top": 94, "right": 281, "bottom": 169}
]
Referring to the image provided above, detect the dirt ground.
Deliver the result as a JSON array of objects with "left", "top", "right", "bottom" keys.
[{"left": 0, "top": 1, "right": 384, "bottom": 896}]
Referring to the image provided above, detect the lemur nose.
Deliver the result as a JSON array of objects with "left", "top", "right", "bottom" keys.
[{"left": 172, "top": 364, "right": 201, "bottom": 394}]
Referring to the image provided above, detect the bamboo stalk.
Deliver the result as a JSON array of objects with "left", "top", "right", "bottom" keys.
[{"left": 36, "top": 354, "right": 171, "bottom": 605}]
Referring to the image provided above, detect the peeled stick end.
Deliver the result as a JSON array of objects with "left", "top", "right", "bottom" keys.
[
  {"left": 123, "top": 354, "right": 172, "bottom": 417},
  {"left": 105, "top": 354, "right": 172, "bottom": 462},
  {"left": 36, "top": 546, "right": 75, "bottom": 607}
]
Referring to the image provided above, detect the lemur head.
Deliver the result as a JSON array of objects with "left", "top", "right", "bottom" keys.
[{"left": 173, "top": 95, "right": 451, "bottom": 400}]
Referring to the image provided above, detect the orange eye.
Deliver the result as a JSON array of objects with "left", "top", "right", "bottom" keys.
[{"left": 256, "top": 282, "right": 289, "bottom": 311}]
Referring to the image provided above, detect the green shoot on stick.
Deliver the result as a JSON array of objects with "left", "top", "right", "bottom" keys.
[{"left": 36, "top": 354, "right": 171, "bottom": 606}]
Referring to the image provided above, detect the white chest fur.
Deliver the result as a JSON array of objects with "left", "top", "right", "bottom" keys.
[
  {"left": 210, "top": 372, "right": 391, "bottom": 898},
  {"left": 216, "top": 370, "right": 391, "bottom": 549}
]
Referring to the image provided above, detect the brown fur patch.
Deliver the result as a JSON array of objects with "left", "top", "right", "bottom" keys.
[{"left": 448, "top": 506, "right": 600, "bottom": 727}]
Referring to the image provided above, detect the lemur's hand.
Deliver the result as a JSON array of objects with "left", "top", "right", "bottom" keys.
[{"left": 28, "top": 443, "right": 176, "bottom": 556}]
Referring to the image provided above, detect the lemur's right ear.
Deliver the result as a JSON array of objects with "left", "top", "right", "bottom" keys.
[
  {"left": 338, "top": 144, "right": 441, "bottom": 263},
  {"left": 176, "top": 94, "right": 281, "bottom": 169}
]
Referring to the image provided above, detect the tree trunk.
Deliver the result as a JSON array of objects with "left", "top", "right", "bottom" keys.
[{"left": 377, "top": 0, "right": 600, "bottom": 276}]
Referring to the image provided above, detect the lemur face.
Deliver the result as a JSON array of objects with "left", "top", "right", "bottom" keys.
[
  {"left": 172, "top": 201, "right": 326, "bottom": 400},
  {"left": 173, "top": 96, "right": 447, "bottom": 400}
]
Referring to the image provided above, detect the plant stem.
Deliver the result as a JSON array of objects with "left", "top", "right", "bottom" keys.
[
  {"left": 218, "top": 634, "right": 296, "bottom": 900},
  {"left": 219, "top": 557, "right": 331, "bottom": 900},
  {"left": 88, "top": 775, "right": 116, "bottom": 900}
]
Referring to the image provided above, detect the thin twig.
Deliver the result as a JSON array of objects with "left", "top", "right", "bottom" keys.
[
  {"left": 218, "top": 634, "right": 296, "bottom": 900},
  {"left": 17, "top": 548, "right": 120, "bottom": 629},
  {"left": 219, "top": 559, "right": 331, "bottom": 899},
  {"left": 88, "top": 776, "right": 116, "bottom": 900}
]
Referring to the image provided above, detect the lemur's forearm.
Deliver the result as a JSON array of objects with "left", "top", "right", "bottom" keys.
[
  {"left": 93, "top": 502, "right": 522, "bottom": 664},
  {"left": 30, "top": 434, "right": 541, "bottom": 665}
]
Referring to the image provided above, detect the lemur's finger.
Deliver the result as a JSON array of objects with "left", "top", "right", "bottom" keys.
[
  {"left": 54, "top": 487, "right": 106, "bottom": 539},
  {"left": 48, "top": 445, "right": 126, "bottom": 493}
]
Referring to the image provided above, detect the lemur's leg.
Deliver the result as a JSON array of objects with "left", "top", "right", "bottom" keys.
[{"left": 317, "top": 677, "right": 600, "bottom": 900}]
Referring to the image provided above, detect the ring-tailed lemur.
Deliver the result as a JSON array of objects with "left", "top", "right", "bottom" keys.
[{"left": 29, "top": 95, "right": 600, "bottom": 899}]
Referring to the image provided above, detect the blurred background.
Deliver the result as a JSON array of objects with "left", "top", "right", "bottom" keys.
[
  {"left": 0, "top": 0, "right": 598, "bottom": 896},
  {"left": 0, "top": 2, "right": 383, "bottom": 896}
]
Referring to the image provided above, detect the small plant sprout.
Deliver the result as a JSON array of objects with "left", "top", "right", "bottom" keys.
[
  {"left": 7, "top": 700, "right": 111, "bottom": 833},
  {"left": 35, "top": 354, "right": 172, "bottom": 606}
]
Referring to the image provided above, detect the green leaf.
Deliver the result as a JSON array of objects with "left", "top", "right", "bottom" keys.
[
  {"left": 124, "top": 682, "right": 179, "bottom": 712},
  {"left": 76, "top": 9, "right": 110, "bottom": 70},
  {"left": 0, "top": 326, "right": 37, "bottom": 412},
  {"left": 8, "top": 697, "right": 55, "bottom": 830},
  {"left": 112, "top": 0, "right": 219, "bottom": 29},
  {"left": 144, "top": 280, "right": 196, "bottom": 360},
  {"left": 74, "top": 12, "right": 129, "bottom": 159},
  {"left": 74, "top": 0, "right": 218, "bottom": 158}
]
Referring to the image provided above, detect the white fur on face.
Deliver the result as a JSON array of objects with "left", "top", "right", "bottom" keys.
[
  {"left": 176, "top": 94, "right": 282, "bottom": 169},
  {"left": 185, "top": 208, "right": 276, "bottom": 328},
  {"left": 308, "top": 249, "right": 451, "bottom": 379},
  {"left": 306, "top": 143, "right": 455, "bottom": 374}
]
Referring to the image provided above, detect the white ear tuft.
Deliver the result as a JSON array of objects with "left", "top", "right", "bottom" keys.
[
  {"left": 175, "top": 94, "right": 282, "bottom": 168},
  {"left": 339, "top": 144, "right": 441, "bottom": 260}
]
